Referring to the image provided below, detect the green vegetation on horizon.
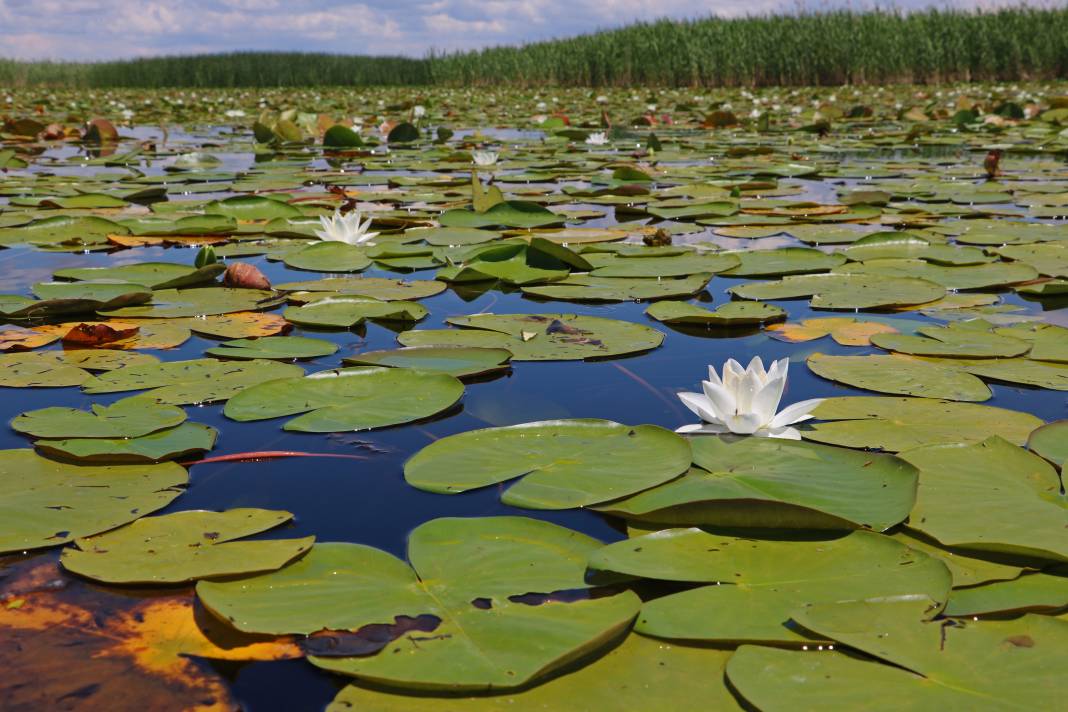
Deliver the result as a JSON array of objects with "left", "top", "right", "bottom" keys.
[{"left": 1, "top": 7, "right": 1067, "bottom": 88}]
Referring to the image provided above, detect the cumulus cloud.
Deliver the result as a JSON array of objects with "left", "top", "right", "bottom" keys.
[{"left": 0, "top": 0, "right": 1015, "bottom": 60}]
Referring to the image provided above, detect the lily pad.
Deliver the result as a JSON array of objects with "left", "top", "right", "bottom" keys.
[
  {"left": 589, "top": 253, "right": 738, "bottom": 278},
  {"left": 0, "top": 449, "right": 187, "bottom": 554},
  {"left": 1028, "top": 420, "right": 1068, "bottom": 468},
  {"left": 35, "top": 422, "right": 218, "bottom": 463},
  {"left": 901, "top": 437, "right": 1068, "bottom": 562},
  {"left": 405, "top": 419, "right": 691, "bottom": 509},
  {"left": 727, "top": 599, "right": 1068, "bottom": 711},
  {"left": 645, "top": 300, "right": 786, "bottom": 326},
  {"left": 342, "top": 346, "right": 512, "bottom": 378},
  {"left": 730, "top": 273, "right": 944, "bottom": 310},
  {"left": 805, "top": 397, "right": 1042, "bottom": 451},
  {"left": 721, "top": 247, "right": 846, "bottom": 277},
  {"left": 522, "top": 274, "right": 711, "bottom": 302},
  {"left": 205, "top": 336, "right": 338, "bottom": 360},
  {"left": 81, "top": 358, "right": 304, "bottom": 405},
  {"left": 807, "top": 353, "right": 992, "bottom": 401},
  {"left": 0, "top": 351, "right": 158, "bottom": 388},
  {"left": 284, "top": 297, "right": 427, "bottom": 328},
  {"left": 944, "top": 570, "right": 1068, "bottom": 618},
  {"left": 53, "top": 262, "right": 225, "bottom": 290},
  {"left": 197, "top": 518, "right": 641, "bottom": 690},
  {"left": 838, "top": 258, "right": 1039, "bottom": 290},
  {"left": 12, "top": 399, "right": 186, "bottom": 439},
  {"left": 275, "top": 277, "right": 446, "bottom": 301},
  {"left": 326, "top": 633, "right": 739, "bottom": 711},
  {"left": 101, "top": 288, "right": 282, "bottom": 319},
  {"left": 61, "top": 508, "right": 314, "bottom": 584},
  {"left": 283, "top": 242, "right": 372, "bottom": 273},
  {"left": 590, "top": 529, "right": 950, "bottom": 644},
  {"left": 870, "top": 322, "right": 1031, "bottom": 358},
  {"left": 223, "top": 366, "right": 463, "bottom": 432},
  {"left": 598, "top": 436, "right": 917, "bottom": 531},
  {"left": 399, "top": 313, "right": 664, "bottom": 361}
]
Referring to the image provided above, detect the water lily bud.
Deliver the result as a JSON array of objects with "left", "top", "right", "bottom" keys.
[{"left": 224, "top": 262, "right": 271, "bottom": 290}]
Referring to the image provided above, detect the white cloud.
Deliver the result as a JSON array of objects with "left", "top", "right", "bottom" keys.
[{"left": 0, "top": 0, "right": 1014, "bottom": 60}]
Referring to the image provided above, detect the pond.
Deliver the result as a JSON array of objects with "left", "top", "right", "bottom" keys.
[{"left": 1, "top": 85, "right": 1067, "bottom": 710}]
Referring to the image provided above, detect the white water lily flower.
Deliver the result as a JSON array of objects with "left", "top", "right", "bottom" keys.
[
  {"left": 585, "top": 132, "right": 609, "bottom": 146},
  {"left": 676, "top": 356, "right": 823, "bottom": 440},
  {"left": 314, "top": 210, "right": 379, "bottom": 246},
  {"left": 225, "top": 109, "right": 246, "bottom": 118},
  {"left": 472, "top": 150, "right": 499, "bottom": 166},
  {"left": 412, "top": 104, "right": 426, "bottom": 119}
]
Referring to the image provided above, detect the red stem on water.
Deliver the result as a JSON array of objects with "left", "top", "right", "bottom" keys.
[{"left": 180, "top": 451, "right": 369, "bottom": 465}]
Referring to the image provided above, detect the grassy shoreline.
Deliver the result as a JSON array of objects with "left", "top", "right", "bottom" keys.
[{"left": 2, "top": 7, "right": 1066, "bottom": 88}]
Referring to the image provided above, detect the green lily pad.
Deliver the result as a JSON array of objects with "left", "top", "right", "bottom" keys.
[
  {"left": 342, "top": 346, "right": 512, "bottom": 378},
  {"left": 645, "top": 300, "right": 786, "bottom": 326},
  {"left": 326, "top": 633, "right": 739, "bottom": 711},
  {"left": 205, "top": 336, "right": 338, "bottom": 360},
  {"left": 197, "top": 517, "right": 641, "bottom": 690},
  {"left": 283, "top": 242, "right": 373, "bottom": 273},
  {"left": 1028, "top": 420, "right": 1068, "bottom": 468},
  {"left": 60, "top": 508, "right": 314, "bottom": 584},
  {"left": 35, "top": 422, "right": 218, "bottom": 463},
  {"left": 439, "top": 201, "right": 565, "bottom": 229},
  {"left": 901, "top": 437, "right": 1068, "bottom": 562},
  {"left": 416, "top": 227, "right": 502, "bottom": 246},
  {"left": 598, "top": 436, "right": 917, "bottom": 531},
  {"left": 12, "top": 398, "right": 186, "bottom": 439},
  {"left": 0, "top": 449, "right": 187, "bottom": 554},
  {"left": 405, "top": 419, "right": 691, "bottom": 509},
  {"left": 806, "top": 397, "right": 1042, "bottom": 451},
  {"left": 870, "top": 322, "right": 1031, "bottom": 358},
  {"left": 399, "top": 313, "right": 664, "bottom": 360},
  {"left": 101, "top": 288, "right": 282, "bottom": 318},
  {"left": 81, "top": 358, "right": 304, "bottom": 405},
  {"left": 522, "top": 274, "right": 711, "bottom": 302},
  {"left": 0, "top": 350, "right": 158, "bottom": 388},
  {"left": 283, "top": 297, "right": 427, "bottom": 328},
  {"left": 730, "top": 273, "right": 945, "bottom": 309},
  {"left": 223, "top": 366, "right": 463, "bottom": 432},
  {"left": 205, "top": 195, "right": 303, "bottom": 220},
  {"left": 838, "top": 258, "right": 1039, "bottom": 290},
  {"left": 52, "top": 262, "right": 225, "bottom": 290},
  {"left": 588, "top": 253, "right": 739, "bottom": 278},
  {"left": 890, "top": 529, "right": 1027, "bottom": 589},
  {"left": 277, "top": 277, "right": 446, "bottom": 301},
  {"left": 721, "top": 247, "right": 846, "bottom": 277},
  {"left": 930, "top": 357, "right": 1068, "bottom": 391},
  {"left": 727, "top": 599, "right": 1068, "bottom": 711},
  {"left": 945, "top": 572, "right": 1068, "bottom": 617},
  {"left": 590, "top": 529, "right": 950, "bottom": 644},
  {"left": 807, "top": 353, "right": 992, "bottom": 401}
]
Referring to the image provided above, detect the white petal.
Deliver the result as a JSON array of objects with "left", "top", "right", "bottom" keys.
[
  {"left": 677, "top": 392, "right": 725, "bottom": 425},
  {"left": 734, "top": 366, "right": 763, "bottom": 414},
  {"left": 768, "top": 398, "right": 825, "bottom": 428},
  {"left": 705, "top": 364, "right": 723, "bottom": 388},
  {"left": 746, "top": 355, "right": 767, "bottom": 384},
  {"left": 750, "top": 375, "right": 786, "bottom": 426},
  {"left": 725, "top": 411, "right": 763, "bottom": 434},
  {"left": 676, "top": 422, "right": 731, "bottom": 434},
  {"left": 766, "top": 357, "right": 789, "bottom": 383},
  {"left": 764, "top": 425, "right": 802, "bottom": 440},
  {"left": 700, "top": 381, "right": 737, "bottom": 422}
]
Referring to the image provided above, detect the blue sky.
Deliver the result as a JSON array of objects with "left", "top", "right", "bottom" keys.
[{"left": 0, "top": 0, "right": 1022, "bottom": 61}]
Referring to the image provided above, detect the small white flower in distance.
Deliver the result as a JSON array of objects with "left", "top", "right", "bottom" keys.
[
  {"left": 585, "top": 132, "right": 609, "bottom": 146},
  {"left": 676, "top": 357, "right": 823, "bottom": 440},
  {"left": 472, "top": 151, "right": 499, "bottom": 166}
]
